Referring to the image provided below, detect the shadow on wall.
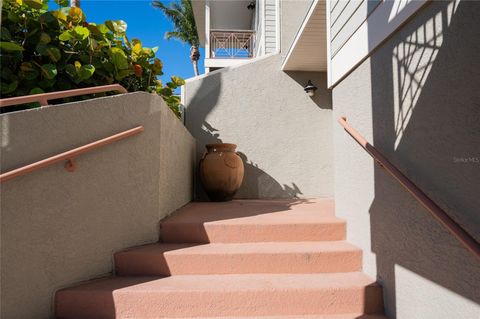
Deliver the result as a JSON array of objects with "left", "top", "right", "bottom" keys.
[
  {"left": 185, "top": 70, "right": 304, "bottom": 201},
  {"left": 285, "top": 71, "right": 332, "bottom": 110},
  {"left": 236, "top": 152, "right": 303, "bottom": 199},
  {"left": 367, "top": 1, "right": 480, "bottom": 317}
]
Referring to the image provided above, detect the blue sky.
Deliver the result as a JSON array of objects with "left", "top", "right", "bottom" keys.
[{"left": 49, "top": 0, "right": 205, "bottom": 85}]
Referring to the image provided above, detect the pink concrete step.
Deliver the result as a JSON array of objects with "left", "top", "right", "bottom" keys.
[
  {"left": 55, "top": 273, "right": 383, "bottom": 318},
  {"left": 158, "top": 316, "right": 388, "bottom": 319},
  {"left": 161, "top": 199, "right": 346, "bottom": 243},
  {"left": 115, "top": 241, "right": 362, "bottom": 275}
]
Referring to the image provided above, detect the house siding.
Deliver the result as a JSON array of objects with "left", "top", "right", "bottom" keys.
[
  {"left": 264, "top": 0, "right": 277, "bottom": 53},
  {"left": 330, "top": 0, "right": 381, "bottom": 57}
]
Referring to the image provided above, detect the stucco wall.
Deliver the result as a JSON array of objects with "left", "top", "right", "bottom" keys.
[
  {"left": 183, "top": 54, "right": 333, "bottom": 200},
  {"left": 280, "top": 0, "right": 314, "bottom": 56},
  {"left": 332, "top": 1, "right": 480, "bottom": 318},
  {"left": 0, "top": 92, "right": 195, "bottom": 318}
]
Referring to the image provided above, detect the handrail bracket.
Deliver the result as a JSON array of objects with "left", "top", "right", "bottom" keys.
[{"left": 64, "top": 158, "right": 77, "bottom": 172}]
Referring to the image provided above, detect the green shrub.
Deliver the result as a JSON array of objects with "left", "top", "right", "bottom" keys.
[{"left": 0, "top": 0, "right": 185, "bottom": 117}]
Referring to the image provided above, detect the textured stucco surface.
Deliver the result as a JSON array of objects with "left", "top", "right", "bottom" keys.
[
  {"left": 332, "top": 1, "right": 480, "bottom": 318},
  {"left": 280, "top": 0, "right": 315, "bottom": 56},
  {"left": 0, "top": 92, "right": 195, "bottom": 318},
  {"left": 183, "top": 54, "right": 333, "bottom": 200}
]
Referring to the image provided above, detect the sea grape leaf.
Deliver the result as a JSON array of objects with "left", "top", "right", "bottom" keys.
[
  {"left": 24, "top": 0, "right": 43, "bottom": 9},
  {"left": 40, "top": 64, "right": 57, "bottom": 80},
  {"left": 0, "top": 41, "right": 24, "bottom": 51},
  {"left": 78, "top": 64, "right": 95, "bottom": 80}
]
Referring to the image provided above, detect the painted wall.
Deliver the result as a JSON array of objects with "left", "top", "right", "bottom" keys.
[
  {"left": 332, "top": 1, "right": 480, "bottom": 318},
  {"left": 280, "top": 0, "right": 314, "bottom": 56},
  {"left": 183, "top": 54, "right": 333, "bottom": 200},
  {"left": 0, "top": 93, "right": 195, "bottom": 318}
]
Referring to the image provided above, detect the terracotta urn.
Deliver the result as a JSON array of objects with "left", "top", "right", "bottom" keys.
[{"left": 199, "top": 143, "right": 244, "bottom": 201}]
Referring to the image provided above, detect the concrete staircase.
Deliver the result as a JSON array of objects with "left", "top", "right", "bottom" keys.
[{"left": 55, "top": 199, "right": 387, "bottom": 318}]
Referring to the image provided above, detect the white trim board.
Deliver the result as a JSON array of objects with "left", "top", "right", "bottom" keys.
[
  {"left": 328, "top": 0, "right": 430, "bottom": 88},
  {"left": 276, "top": 0, "right": 281, "bottom": 53},
  {"left": 326, "top": 0, "right": 332, "bottom": 85}
]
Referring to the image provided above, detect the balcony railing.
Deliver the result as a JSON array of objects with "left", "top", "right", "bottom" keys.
[{"left": 210, "top": 30, "right": 256, "bottom": 59}]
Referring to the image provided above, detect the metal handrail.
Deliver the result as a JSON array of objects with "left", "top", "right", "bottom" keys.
[
  {"left": 0, "top": 84, "right": 128, "bottom": 108},
  {"left": 338, "top": 116, "right": 480, "bottom": 259},
  {"left": 0, "top": 126, "right": 144, "bottom": 183}
]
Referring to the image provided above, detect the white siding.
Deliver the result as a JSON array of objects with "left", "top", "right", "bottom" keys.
[
  {"left": 330, "top": 0, "right": 381, "bottom": 57},
  {"left": 328, "top": 0, "right": 429, "bottom": 86},
  {"left": 264, "top": 0, "right": 278, "bottom": 53}
]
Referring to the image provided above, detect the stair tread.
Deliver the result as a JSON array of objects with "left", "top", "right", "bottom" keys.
[
  {"left": 56, "top": 273, "right": 383, "bottom": 316},
  {"left": 56, "top": 200, "right": 385, "bottom": 318},
  {"left": 115, "top": 241, "right": 363, "bottom": 275},
  {"left": 158, "top": 316, "right": 388, "bottom": 319},
  {"left": 163, "top": 199, "right": 341, "bottom": 225},
  {"left": 161, "top": 199, "right": 345, "bottom": 243},
  {"left": 59, "top": 272, "right": 378, "bottom": 292},
  {"left": 118, "top": 241, "right": 361, "bottom": 255}
]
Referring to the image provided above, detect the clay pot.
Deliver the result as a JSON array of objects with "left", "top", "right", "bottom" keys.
[{"left": 199, "top": 143, "right": 244, "bottom": 201}]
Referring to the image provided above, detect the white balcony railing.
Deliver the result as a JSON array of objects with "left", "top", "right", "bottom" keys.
[{"left": 210, "top": 30, "right": 256, "bottom": 59}]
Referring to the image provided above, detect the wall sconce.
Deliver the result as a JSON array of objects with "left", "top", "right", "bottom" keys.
[
  {"left": 247, "top": 1, "right": 256, "bottom": 10},
  {"left": 304, "top": 80, "right": 318, "bottom": 97}
]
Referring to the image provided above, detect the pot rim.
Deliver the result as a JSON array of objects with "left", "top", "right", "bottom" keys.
[{"left": 206, "top": 143, "right": 237, "bottom": 150}]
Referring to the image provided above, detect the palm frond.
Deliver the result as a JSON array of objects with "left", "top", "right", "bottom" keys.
[
  {"left": 165, "top": 31, "right": 188, "bottom": 42},
  {"left": 152, "top": 0, "right": 199, "bottom": 47}
]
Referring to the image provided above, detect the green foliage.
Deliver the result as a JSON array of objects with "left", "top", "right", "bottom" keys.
[
  {"left": 152, "top": 0, "right": 200, "bottom": 75},
  {"left": 152, "top": 0, "right": 199, "bottom": 48},
  {"left": 1, "top": 0, "right": 185, "bottom": 117}
]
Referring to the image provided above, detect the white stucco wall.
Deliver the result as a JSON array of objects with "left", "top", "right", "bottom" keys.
[
  {"left": 332, "top": 1, "right": 480, "bottom": 318},
  {"left": 183, "top": 0, "right": 330, "bottom": 200},
  {"left": 183, "top": 54, "right": 333, "bottom": 200},
  {"left": 281, "top": 0, "right": 315, "bottom": 56},
  {"left": 0, "top": 92, "right": 195, "bottom": 318}
]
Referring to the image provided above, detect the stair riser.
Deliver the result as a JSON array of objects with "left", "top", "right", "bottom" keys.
[
  {"left": 56, "top": 287, "right": 383, "bottom": 317},
  {"left": 147, "top": 317, "right": 389, "bottom": 319},
  {"left": 161, "top": 223, "right": 346, "bottom": 243},
  {"left": 147, "top": 316, "right": 389, "bottom": 319},
  {"left": 115, "top": 250, "right": 362, "bottom": 275},
  {"left": 55, "top": 199, "right": 386, "bottom": 318}
]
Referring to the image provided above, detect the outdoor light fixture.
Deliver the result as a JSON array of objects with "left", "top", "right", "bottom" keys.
[
  {"left": 304, "top": 80, "right": 318, "bottom": 97},
  {"left": 247, "top": 1, "right": 256, "bottom": 10}
]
